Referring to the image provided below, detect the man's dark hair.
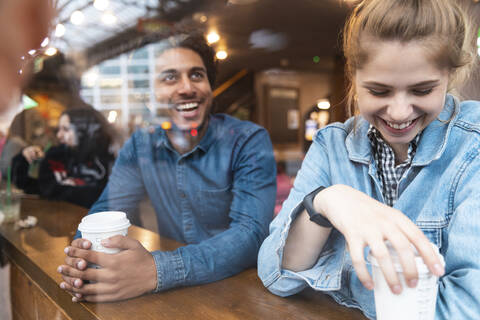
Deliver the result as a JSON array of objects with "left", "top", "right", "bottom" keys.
[{"left": 157, "top": 33, "right": 217, "bottom": 88}]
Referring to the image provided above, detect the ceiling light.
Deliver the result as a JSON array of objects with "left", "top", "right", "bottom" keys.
[
  {"left": 193, "top": 13, "right": 208, "bottom": 23},
  {"left": 55, "top": 24, "right": 66, "bottom": 38},
  {"left": 107, "top": 110, "right": 117, "bottom": 123},
  {"left": 317, "top": 99, "right": 330, "bottom": 110},
  {"left": 94, "top": 0, "right": 109, "bottom": 11},
  {"left": 45, "top": 47, "right": 58, "bottom": 56},
  {"left": 83, "top": 69, "right": 99, "bottom": 87},
  {"left": 102, "top": 12, "right": 117, "bottom": 25},
  {"left": 207, "top": 32, "right": 220, "bottom": 44},
  {"left": 40, "top": 37, "right": 49, "bottom": 48},
  {"left": 70, "top": 11, "right": 85, "bottom": 25},
  {"left": 216, "top": 50, "right": 228, "bottom": 60}
]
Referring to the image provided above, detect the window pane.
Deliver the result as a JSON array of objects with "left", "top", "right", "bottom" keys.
[
  {"left": 128, "top": 93, "right": 149, "bottom": 104},
  {"left": 128, "top": 79, "right": 149, "bottom": 89},
  {"left": 82, "top": 95, "right": 93, "bottom": 104},
  {"left": 130, "top": 48, "right": 148, "bottom": 60},
  {"left": 99, "top": 65, "right": 121, "bottom": 75},
  {"left": 127, "top": 65, "right": 149, "bottom": 74},
  {"left": 100, "top": 78, "right": 122, "bottom": 89},
  {"left": 101, "top": 95, "right": 122, "bottom": 104}
]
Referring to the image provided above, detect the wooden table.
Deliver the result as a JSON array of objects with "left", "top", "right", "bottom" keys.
[{"left": 0, "top": 197, "right": 367, "bottom": 320}]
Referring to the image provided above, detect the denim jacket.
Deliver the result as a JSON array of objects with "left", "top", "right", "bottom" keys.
[
  {"left": 89, "top": 114, "right": 276, "bottom": 292},
  {"left": 258, "top": 95, "right": 480, "bottom": 319}
]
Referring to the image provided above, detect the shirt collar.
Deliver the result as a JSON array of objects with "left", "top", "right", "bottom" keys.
[
  {"left": 346, "top": 94, "right": 458, "bottom": 166},
  {"left": 367, "top": 125, "right": 419, "bottom": 161}
]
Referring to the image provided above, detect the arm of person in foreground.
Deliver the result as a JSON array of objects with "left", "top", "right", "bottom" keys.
[{"left": 58, "top": 128, "right": 276, "bottom": 302}]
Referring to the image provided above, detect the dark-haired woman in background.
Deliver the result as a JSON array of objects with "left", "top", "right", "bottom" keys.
[{"left": 12, "top": 108, "right": 114, "bottom": 208}]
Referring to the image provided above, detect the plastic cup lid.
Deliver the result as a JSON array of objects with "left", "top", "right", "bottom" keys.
[
  {"left": 367, "top": 241, "right": 445, "bottom": 274},
  {"left": 78, "top": 211, "right": 131, "bottom": 233}
]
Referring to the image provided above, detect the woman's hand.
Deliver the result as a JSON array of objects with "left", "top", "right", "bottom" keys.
[
  {"left": 316, "top": 184, "right": 445, "bottom": 294},
  {"left": 22, "top": 145, "right": 44, "bottom": 163}
]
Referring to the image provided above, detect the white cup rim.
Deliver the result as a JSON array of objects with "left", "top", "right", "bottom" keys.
[{"left": 78, "top": 211, "right": 131, "bottom": 233}]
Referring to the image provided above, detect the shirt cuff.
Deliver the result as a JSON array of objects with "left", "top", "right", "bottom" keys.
[
  {"left": 278, "top": 200, "right": 346, "bottom": 291},
  {"left": 151, "top": 249, "right": 186, "bottom": 292}
]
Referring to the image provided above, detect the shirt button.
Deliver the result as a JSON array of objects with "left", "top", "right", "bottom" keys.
[{"left": 180, "top": 192, "right": 186, "bottom": 198}]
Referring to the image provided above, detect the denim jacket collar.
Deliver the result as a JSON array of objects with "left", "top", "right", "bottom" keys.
[
  {"left": 345, "top": 94, "right": 459, "bottom": 167},
  {"left": 154, "top": 114, "right": 218, "bottom": 154}
]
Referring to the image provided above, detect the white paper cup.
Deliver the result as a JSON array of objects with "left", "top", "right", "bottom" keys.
[
  {"left": 78, "top": 211, "right": 131, "bottom": 255},
  {"left": 367, "top": 242, "right": 444, "bottom": 320}
]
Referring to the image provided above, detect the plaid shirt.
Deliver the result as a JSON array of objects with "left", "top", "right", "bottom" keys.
[{"left": 367, "top": 126, "right": 419, "bottom": 206}]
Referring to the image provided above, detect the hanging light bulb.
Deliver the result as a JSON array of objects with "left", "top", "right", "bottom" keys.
[
  {"left": 102, "top": 12, "right": 117, "bottom": 25},
  {"left": 94, "top": 0, "right": 109, "bottom": 11},
  {"left": 70, "top": 11, "right": 85, "bottom": 25},
  {"left": 40, "top": 37, "right": 49, "bottom": 48},
  {"left": 55, "top": 24, "right": 66, "bottom": 38},
  {"left": 216, "top": 50, "right": 228, "bottom": 60},
  {"left": 45, "top": 47, "right": 58, "bottom": 56},
  {"left": 207, "top": 32, "right": 220, "bottom": 44}
]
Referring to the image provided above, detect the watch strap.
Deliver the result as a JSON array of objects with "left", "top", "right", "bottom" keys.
[{"left": 302, "top": 186, "right": 333, "bottom": 228}]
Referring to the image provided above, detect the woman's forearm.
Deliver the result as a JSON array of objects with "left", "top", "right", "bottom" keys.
[{"left": 282, "top": 208, "right": 332, "bottom": 272}]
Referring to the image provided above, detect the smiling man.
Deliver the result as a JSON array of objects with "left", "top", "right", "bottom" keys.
[{"left": 57, "top": 34, "right": 277, "bottom": 302}]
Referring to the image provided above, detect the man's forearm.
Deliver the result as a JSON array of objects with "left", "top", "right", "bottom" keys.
[{"left": 151, "top": 223, "right": 264, "bottom": 291}]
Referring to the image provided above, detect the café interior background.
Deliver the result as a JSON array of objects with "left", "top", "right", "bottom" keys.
[
  {"left": 0, "top": 1, "right": 479, "bottom": 318},
  {"left": 1, "top": 0, "right": 480, "bottom": 227}
]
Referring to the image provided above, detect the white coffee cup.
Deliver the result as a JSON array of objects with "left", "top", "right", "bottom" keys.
[
  {"left": 78, "top": 211, "right": 131, "bottom": 255},
  {"left": 367, "top": 242, "right": 445, "bottom": 320}
]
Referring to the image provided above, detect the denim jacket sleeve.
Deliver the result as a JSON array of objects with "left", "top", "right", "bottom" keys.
[
  {"left": 151, "top": 127, "right": 277, "bottom": 291},
  {"left": 258, "top": 133, "right": 347, "bottom": 297},
  {"left": 74, "top": 135, "right": 147, "bottom": 239},
  {"left": 88, "top": 134, "right": 147, "bottom": 217},
  {"left": 436, "top": 148, "right": 480, "bottom": 319}
]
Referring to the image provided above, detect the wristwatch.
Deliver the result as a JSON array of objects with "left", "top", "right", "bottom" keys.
[{"left": 302, "top": 186, "right": 333, "bottom": 228}]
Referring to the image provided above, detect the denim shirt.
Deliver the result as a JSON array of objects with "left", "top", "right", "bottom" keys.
[
  {"left": 258, "top": 95, "right": 480, "bottom": 320},
  {"left": 89, "top": 114, "right": 276, "bottom": 292}
]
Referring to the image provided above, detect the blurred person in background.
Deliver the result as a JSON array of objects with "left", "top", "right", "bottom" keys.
[
  {"left": 12, "top": 108, "right": 114, "bottom": 208},
  {"left": 57, "top": 33, "right": 277, "bottom": 302}
]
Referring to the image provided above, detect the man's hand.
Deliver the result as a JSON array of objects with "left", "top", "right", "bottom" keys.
[{"left": 57, "top": 236, "right": 158, "bottom": 302}]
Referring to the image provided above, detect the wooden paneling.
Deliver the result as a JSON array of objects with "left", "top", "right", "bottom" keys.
[{"left": 10, "top": 262, "right": 70, "bottom": 320}]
